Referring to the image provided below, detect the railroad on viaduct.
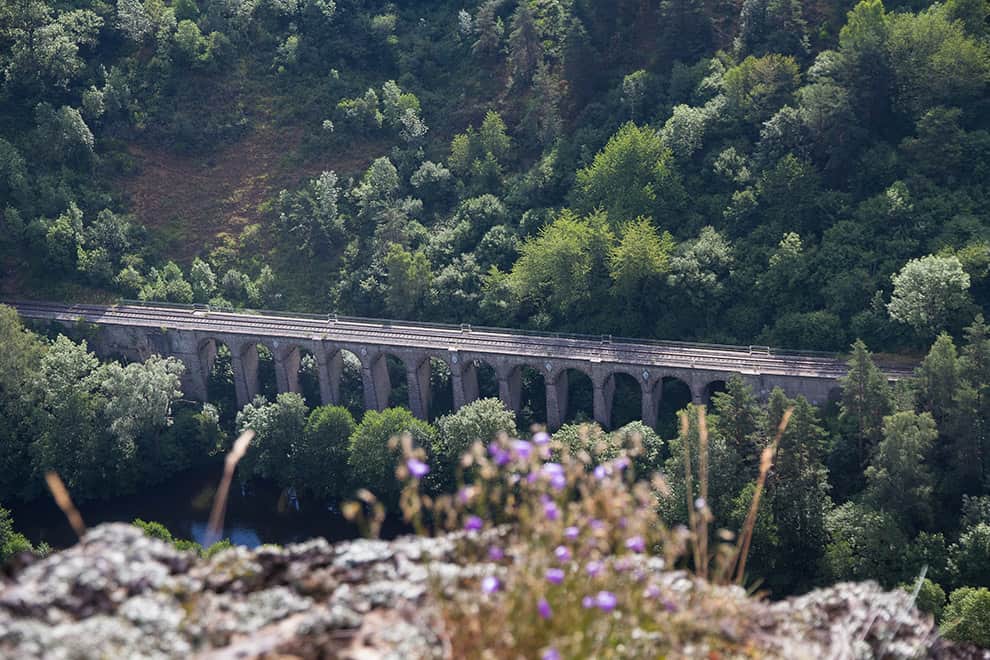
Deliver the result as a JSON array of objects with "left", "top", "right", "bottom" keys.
[{"left": 9, "top": 301, "right": 912, "bottom": 430}]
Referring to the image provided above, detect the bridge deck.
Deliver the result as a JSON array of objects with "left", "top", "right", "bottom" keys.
[{"left": 7, "top": 300, "right": 914, "bottom": 381}]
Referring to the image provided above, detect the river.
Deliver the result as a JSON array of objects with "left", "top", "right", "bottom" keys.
[{"left": 12, "top": 463, "right": 397, "bottom": 551}]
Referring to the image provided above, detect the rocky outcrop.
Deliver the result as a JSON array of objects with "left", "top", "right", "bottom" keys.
[{"left": 0, "top": 524, "right": 983, "bottom": 659}]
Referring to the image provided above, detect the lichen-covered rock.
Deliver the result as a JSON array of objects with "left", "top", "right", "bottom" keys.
[{"left": 0, "top": 524, "right": 984, "bottom": 659}]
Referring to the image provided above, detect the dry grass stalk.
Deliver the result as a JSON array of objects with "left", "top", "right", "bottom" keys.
[
  {"left": 44, "top": 472, "right": 86, "bottom": 538},
  {"left": 206, "top": 430, "right": 254, "bottom": 545},
  {"left": 697, "top": 405, "right": 710, "bottom": 581},
  {"left": 732, "top": 407, "right": 793, "bottom": 585},
  {"left": 679, "top": 410, "right": 703, "bottom": 575}
]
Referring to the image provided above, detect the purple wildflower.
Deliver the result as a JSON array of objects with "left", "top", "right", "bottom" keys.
[
  {"left": 542, "top": 462, "right": 564, "bottom": 476},
  {"left": 542, "top": 648, "right": 561, "bottom": 660},
  {"left": 585, "top": 560, "right": 603, "bottom": 577},
  {"left": 694, "top": 497, "right": 707, "bottom": 511},
  {"left": 625, "top": 535, "right": 646, "bottom": 553},
  {"left": 545, "top": 568, "right": 565, "bottom": 585},
  {"left": 464, "top": 515, "right": 483, "bottom": 532},
  {"left": 644, "top": 583, "right": 662, "bottom": 599},
  {"left": 537, "top": 597, "right": 552, "bottom": 619},
  {"left": 512, "top": 439, "right": 533, "bottom": 460},
  {"left": 589, "top": 518, "right": 604, "bottom": 531},
  {"left": 593, "top": 465, "right": 608, "bottom": 480},
  {"left": 481, "top": 576, "right": 500, "bottom": 594},
  {"left": 595, "top": 590, "right": 618, "bottom": 612},
  {"left": 550, "top": 473, "right": 567, "bottom": 490},
  {"left": 581, "top": 595, "right": 594, "bottom": 609},
  {"left": 533, "top": 431, "right": 550, "bottom": 445},
  {"left": 554, "top": 545, "right": 571, "bottom": 562},
  {"left": 663, "top": 598, "right": 679, "bottom": 613},
  {"left": 543, "top": 499, "right": 560, "bottom": 521},
  {"left": 457, "top": 487, "right": 473, "bottom": 504},
  {"left": 615, "top": 457, "right": 630, "bottom": 471},
  {"left": 406, "top": 459, "right": 430, "bottom": 479},
  {"left": 564, "top": 526, "right": 579, "bottom": 540},
  {"left": 492, "top": 448, "right": 510, "bottom": 466},
  {"left": 488, "top": 546, "right": 505, "bottom": 561}
]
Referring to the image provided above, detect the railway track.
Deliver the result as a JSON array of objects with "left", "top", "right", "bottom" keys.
[{"left": 6, "top": 300, "right": 915, "bottom": 379}]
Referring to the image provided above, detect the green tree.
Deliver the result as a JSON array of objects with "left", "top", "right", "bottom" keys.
[
  {"left": 507, "top": 0, "right": 541, "bottom": 89},
  {"left": 573, "top": 123, "right": 678, "bottom": 222},
  {"left": 296, "top": 405, "right": 356, "bottom": 501},
  {"left": 864, "top": 411, "right": 938, "bottom": 533},
  {"left": 348, "top": 408, "right": 435, "bottom": 506},
  {"left": 941, "top": 587, "right": 990, "bottom": 646},
  {"left": 723, "top": 54, "right": 801, "bottom": 126},
  {"left": 236, "top": 393, "right": 309, "bottom": 487},
  {"left": 734, "top": 0, "right": 808, "bottom": 58},
  {"left": 824, "top": 502, "right": 906, "bottom": 586},
  {"left": 0, "top": 506, "right": 32, "bottom": 562},
  {"left": 0, "top": 306, "right": 44, "bottom": 501},
  {"left": 509, "top": 210, "right": 614, "bottom": 322},
  {"left": 31, "top": 336, "right": 110, "bottom": 499},
  {"left": 767, "top": 393, "right": 833, "bottom": 593},
  {"left": 608, "top": 218, "right": 674, "bottom": 330},
  {"left": 658, "top": 0, "right": 712, "bottom": 64},
  {"left": 838, "top": 340, "right": 892, "bottom": 467},
  {"left": 888, "top": 255, "right": 971, "bottom": 337},
  {"left": 612, "top": 421, "right": 664, "bottom": 477},
  {"left": 433, "top": 398, "right": 517, "bottom": 490},
  {"left": 887, "top": 5, "right": 990, "bottom": 118},
  {"left": 902, "top": 578, "right": 946, "bottom": 622},
  {"left": 384, "top": 243, "right": 432, "bottom": 319},
  {"left": 948, "top": 523, "right": 990, "bottom": 588},
  {"left": 100, "top": 355, "right": 185, "bottom": 479},
  {"left": 836, "top": 0, "right": 892, "bottom": 125},
  {"left": 914, "top": 333, "right": 962, "bottom": 427}
]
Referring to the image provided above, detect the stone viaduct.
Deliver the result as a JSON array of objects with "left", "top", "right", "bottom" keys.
[{"left": 9, "top": 300, "right": 913, "bottom": 430}]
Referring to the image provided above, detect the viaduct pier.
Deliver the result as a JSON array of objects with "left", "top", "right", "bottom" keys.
[{"left": 8, "top": 300, "right": 913, "bottom": 430}]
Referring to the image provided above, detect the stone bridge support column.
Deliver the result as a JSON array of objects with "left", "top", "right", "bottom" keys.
[
  {"left": 406, "top": 355, "right": 432, "bottom": 420},
  {"left": 274, "top": 346, "right": 301, "bottom": 396},
  {"left": 176, "top": 351, "right": 209, "bottom": 402},
  {"left": 593, "top": 372, "right": 616, "bottom": 430},
  {"left": 231, "top": 344, "right": 259, "bottom": 408},
  {"left": 449, "top": 353, "right": 479, "bottom": 410},
  {"left": 315, "top": 348, "right": 342, "bottom": 406},
  {"left": 362, "top": 352, "right": 391, "bottom": 411},
  {"left": 498, "top": 366, "right": 522, "bottom": 414},
  {"left": 546, "top": 373, "right": 569, "bottom": 431},
  {"left": 690, "top": 380, "right": 707, "bottom": 406},
  {"left": 178, "top": 338, "right": 216, "bottom": 403},
  {"left": 641, "top": 378, "right": 661, "bottom": 430}
]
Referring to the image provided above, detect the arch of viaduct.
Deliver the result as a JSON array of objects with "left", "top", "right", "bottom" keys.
[{"left": 9, "top": 301, "right": 912, "bottom": 430}]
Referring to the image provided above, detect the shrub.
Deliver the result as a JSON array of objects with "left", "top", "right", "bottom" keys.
[{"left": 941, "top": 587, "right": 990, "bottom": 647}]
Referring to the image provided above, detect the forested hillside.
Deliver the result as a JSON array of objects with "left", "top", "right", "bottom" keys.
[
  {"left": 1, "top": 0, "right": 988, "bottom": 351},
  {"left": 3, "top": 0, "right": 990, "bottom": 651}
]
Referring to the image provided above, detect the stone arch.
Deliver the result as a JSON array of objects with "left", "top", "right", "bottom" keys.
[
  {"left": 657, "top": 376, "right": 693, "bottom": 438},
  {"left": 703, "top": 379, "right": 728, "bottom": 406},
  {"left": 469, "top": 358, "right": 499, "bottom": 401},
  {"left": 254, "top": 342, "right": 279, "bottom": 402},
  {"left": 498, "top": 363, "right": 547, "bottom": 429},
  {"left": 296, "top": 347, "right": 320, "bottom": 407},
  {"left": 198, "top": 337, "right": 238, "bottom": 423},
  {"left": 333, "top": 348, "right": 365, "bottom": 418},
  {"left": 386, "top": 354, "right": 412, "bottom": 410},
  {"left": 607, "top": 371, "right": 641, "bottom": 430},
  {"left": 427, "top": 355, "right": 454, "bottom": 421},
  {"left": 560, "top": 368, "right": 595, "bottom": 426}
]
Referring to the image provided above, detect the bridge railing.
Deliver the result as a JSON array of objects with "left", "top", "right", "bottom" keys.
[{"left": 115, "top": 298, "right": 846, "bottom": 361}]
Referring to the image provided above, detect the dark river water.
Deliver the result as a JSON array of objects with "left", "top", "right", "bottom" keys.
[{"left": 11, "top": 463, "right": 386, "bottom": 551}]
